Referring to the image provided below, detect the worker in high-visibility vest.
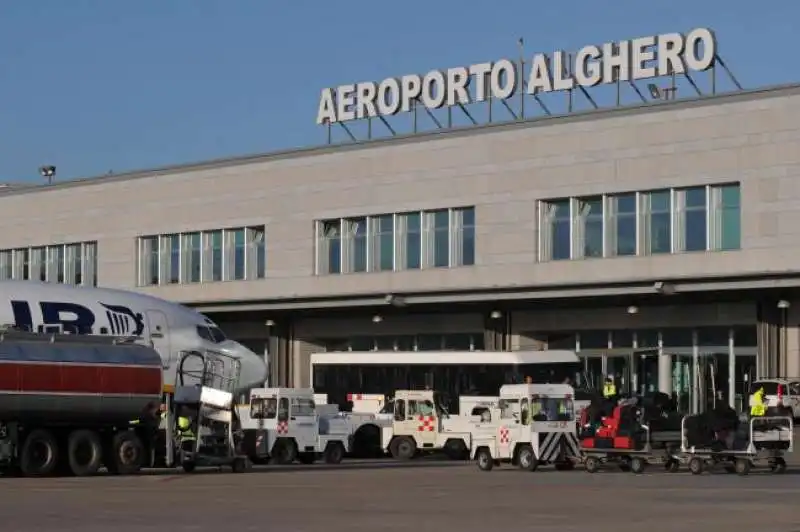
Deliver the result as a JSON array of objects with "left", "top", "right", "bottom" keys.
[
  {"left": 603, "top": 378, "right": 617, "bottom": 399},
  {"left": 177, "top": 415, "right": 196, "bottom": 442},
  {"left": 750, "top": 387, "right": 767, "bottom": 417}
]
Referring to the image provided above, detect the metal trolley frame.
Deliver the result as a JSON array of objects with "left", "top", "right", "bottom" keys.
[
  {"left": 679, "top": 415, "right": 793, "bottom": 476},
  {"left": 581, "top": 424, "right": 683, "bottom": 474}
]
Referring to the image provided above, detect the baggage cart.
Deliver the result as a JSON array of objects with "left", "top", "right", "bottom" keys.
[{"left": 679, "top": 415, "right": 793, "bottom": 476}]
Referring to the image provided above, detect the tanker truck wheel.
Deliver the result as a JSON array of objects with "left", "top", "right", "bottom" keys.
[
  {"left": 106, "top": 431, "right": 144, "bottom": 475},
  {"left": 67, "top": 429, "right": 103, "bottom": 476},
  {"left": 20, "top": 429, "right": 59, "bottom": 477}
]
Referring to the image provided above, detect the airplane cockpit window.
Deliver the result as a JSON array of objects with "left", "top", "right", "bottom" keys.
[{"left": 196, "top": 325, "right": 227, "bottom": 344}]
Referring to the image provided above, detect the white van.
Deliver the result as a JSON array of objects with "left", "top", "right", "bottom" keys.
[{"left": 748, "top": 379, "right": 800, "bottom": 419}]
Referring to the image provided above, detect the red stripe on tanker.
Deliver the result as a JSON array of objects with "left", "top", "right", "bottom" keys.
[{"left": 0, "top": 361, "right": 161, "bottom": 395}]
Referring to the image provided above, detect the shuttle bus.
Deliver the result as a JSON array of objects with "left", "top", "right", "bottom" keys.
[{"left": 310, "top": 350, "right": 591, "bottom": 413}]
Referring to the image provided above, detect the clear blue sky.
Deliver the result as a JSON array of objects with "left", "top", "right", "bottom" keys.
[{"left": 1, "top": 1, "right": 796, "bottom": 183}]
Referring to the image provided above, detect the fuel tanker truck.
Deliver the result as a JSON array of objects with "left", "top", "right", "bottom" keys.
[{"left": 0, "top": 328, "right": 164, "bottom": 477}]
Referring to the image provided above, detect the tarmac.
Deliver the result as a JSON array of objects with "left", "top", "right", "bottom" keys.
[{"left": 2, "top": 447, "right": 799, "bottom": 532}]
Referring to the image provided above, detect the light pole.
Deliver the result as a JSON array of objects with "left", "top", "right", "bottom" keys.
[{"left": 39, "top": 165, "right": 56, "bottom": 185}]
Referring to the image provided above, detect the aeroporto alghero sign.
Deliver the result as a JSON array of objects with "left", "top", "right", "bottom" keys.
[{"left": 316, "top": 28, "right": 716, "bottom": 125}]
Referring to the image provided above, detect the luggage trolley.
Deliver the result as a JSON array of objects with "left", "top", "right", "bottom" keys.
[
  {"left": 680, "top": 415, "right": 793, "bottom": 476},
  {"left": 581, "top": 423, "right": 682, "bottom": 474},
  {"left": 169, "top": 350, "right": 251, "bottom": 473},
  {"left": 580, "top": 400, "right": 682, "bottom": 474}
]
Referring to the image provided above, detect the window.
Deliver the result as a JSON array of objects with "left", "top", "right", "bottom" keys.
[
  {"left": 317, "top": 207, "right": 478, "bottom": 275},
  {"left": 711, "top": 184, "right": 741, "bottom": 251},
  {"left": 426, "top": 210, "right": 450, "bottom": 268},
  {"left": 0, "top": 242, "right": 97, "bottom": 286},
  {"left": 540, "top": 199, "right": 570, "bottom": 261},
  {"left": 455, "top": 207, "right": 475, "bottom": 266},
  {"left": 0, "top": 251, "right": 11, "bottom": 280},
  {"left": 402, "top": 212, "right": 422, "bottom": 270},
  {"left": 209, "top": 230, "right": 223, "bottom": 281},
  {"left": 343, "top": 217, "right": 367, "bottom": 273},
  {"left": 317, "top": 220, "right": 342, "bottom": 274},
  {"left": 291, "top": 397, "right": 316, "bottom": 416},
  {"left": 608, "top": 193, "right": 637, "bottom": 256},
  {"left": 182, "top": 232, "right": 202, "bottom": 283},
  {"left": 643, "top": 190, "right": 671, "bottom": 254},
  {"left": 30, "top": 247, "right": 46, "bottom": 282},
  {"left": 137, "top": 226, "right": 266, "bottom": 286},
  {"left": 574, "top": 196, "right": 603, "bottom": 258},
  {"left": 677, "top": 186, "right": 707, "bottom": 252},
  {"left": 246, "top": 226, "right": 266, "bottom": 279},
  {"left": 196, "top": 325, "right": 226, "bottom": 343},
  {"left": 161, "top": 234, "right": 180, "bottom": 284},
  {"left": 225, "top": 228, "right": 246, "bottom": 281},
  {"left": 47, "top": 246, "right": 64, "bottom": 283},
  {"left": 83, "top": 242, "right": 97, "bottom": 287},
  {"left": 371, "top": 214, "right": 394, "bottom": 271},
  {"left": 12, "top": 248, "right": 29, "bottom": 280}
]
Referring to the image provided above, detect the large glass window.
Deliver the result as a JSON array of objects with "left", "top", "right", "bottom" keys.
[
  {"left": 371, "top": 214, "right": 394, "bottom": 271},
  {"left": 711, "top": 184, "right": 741, "bottom": 251},
  {"left": 246, "top": 226, "right": 266, "bottom": 279},
  {"left": 318, "top": 207, "right": 477, "bottom": 275},
  {"left": 168, "top": 234, "right": 181, "bottom": 284},
  {"left": 457, "top": 207, "right": 475, "bottom": 266},
  {"left": 230, "top": 228, "right": 246, "bottom": 281},
  {"left": 403, "top": 212, "right": 422, "bottom": 270},
  {"left": 643, "top": 190, "right": 671, "bottom": 254},
  {"left": 427, "top": 210, "right": 450, "bottom": 268},
  {"left": 182, "top": 232, "right": 202, "bottom": 283},
  {"left": 30, "top": 247, "right": 46, "bottom": 282},
  {"left": 344, "top": 217, "right": 367, "bottom": 273},
  {"left": 608, "top": 193, "right": 636, "bottom": 256},
  {"left": 318, "top": 220, "right": 342, "bottom": 275},
  {"left": 139, "top": 226, "right": 266, "bottom": 286},
  {"left": 541, "top": 199, "right": 571, "bottom": 261},
  {"left": 679, "top": 186, "right": 708, "bottom": 252},
  {"left": 0, "top": 242, "right": 97, "bottom": 286},
  {"left": 0, "top": 251, "right": 11, "bottom": 280},
  {"left": 575, "top": 196, "right": 603, "bottom": 258},
  {"left": 210, "top": 230, "right": 223, "bottom": 281}
]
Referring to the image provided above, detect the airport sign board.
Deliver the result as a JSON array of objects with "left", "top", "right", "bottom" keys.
[{"left": 316, "top": 27, "right": 717, "bottom": 125}]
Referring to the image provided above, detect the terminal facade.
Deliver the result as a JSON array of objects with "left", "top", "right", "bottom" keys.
[{"left": 2, "top": 84, "right": 800, "bottom": 410}]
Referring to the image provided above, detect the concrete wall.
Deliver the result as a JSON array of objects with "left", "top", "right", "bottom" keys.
[{"left": 2, "top": 87, "right": 800, "bottom": 303}]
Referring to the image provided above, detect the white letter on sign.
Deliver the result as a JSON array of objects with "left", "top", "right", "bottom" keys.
[
  {"left": 684, "top": 27, "right": 716, "bottom": 71},
  {"left": 316, "top": 88, "right": 337, "bottom": 125}
]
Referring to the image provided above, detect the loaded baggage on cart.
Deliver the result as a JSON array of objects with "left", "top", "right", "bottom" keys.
[
  {"left": 680, "top": 412, "right": 793, "bottom": 476},
  {"left": 579, "top": 393, "right": 683, "bottom": 474}
]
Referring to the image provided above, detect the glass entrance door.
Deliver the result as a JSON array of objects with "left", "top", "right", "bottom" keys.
[
  {"left": 671, "top": 351, "right": 694, "bottom": 413},
  {"left": 634, "top": 349, "right": 659, "bottom": 396}
]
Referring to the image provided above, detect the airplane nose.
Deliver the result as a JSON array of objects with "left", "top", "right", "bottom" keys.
[{"left": 233, "top": 344, "right": 268, "bottom": 388}]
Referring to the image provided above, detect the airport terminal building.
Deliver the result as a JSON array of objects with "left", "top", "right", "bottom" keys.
[{"left": 2, "top": 66, "right": 800, "bottom": 410}]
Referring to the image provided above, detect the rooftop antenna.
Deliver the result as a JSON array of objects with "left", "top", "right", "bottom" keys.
[{"left": 39, "top": 165, "right": 56, "bottom": 185}]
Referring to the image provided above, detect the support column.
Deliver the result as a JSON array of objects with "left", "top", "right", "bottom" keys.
[
  {"left": 483, "top": 311, "right": 511, "bottom": 351},
  {"left": 756, "top": 300, "right": 781, "bottom": 379},
  {"left": 657, "top": 334, "right": 672, "bottom": 395},
  {"left": 728, "top": 328, "right": 736, "bottom": 408},
  {"left": 267, "top": 318, "right": 293, "bottom": 387}
]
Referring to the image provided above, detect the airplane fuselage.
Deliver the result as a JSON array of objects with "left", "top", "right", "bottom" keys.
[{"left": 0, "top": 281, "right": 267, "bottom": 393}]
